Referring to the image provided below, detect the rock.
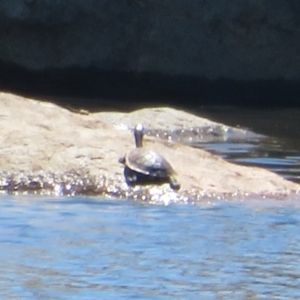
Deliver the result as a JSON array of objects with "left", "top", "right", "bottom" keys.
[
  {"left": 0, "top": 0, "right": 299, "bottom": 80},
  {"left": 0, "top": 1, "right": 300, "bottom": 105},
  {"left": 0, "top": 91, "right": 299, "bottom": 203},
  {"left": 97, "top": 107, "right": 263, "bottom": 144}
]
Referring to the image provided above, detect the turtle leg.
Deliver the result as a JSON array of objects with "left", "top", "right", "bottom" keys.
[
  {"left": 118, "top": 156, "right": 126, "bottom": 164},
  {"left": 124, "top": 167, "right": 138, "bottom": 186},
  {"left": 169, "top": 176, "right": 180, "bottom": 190}
]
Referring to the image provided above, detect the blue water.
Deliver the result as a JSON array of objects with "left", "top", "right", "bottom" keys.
[{"left": 1, "top": 195, "right": 300, "bottom": 299}]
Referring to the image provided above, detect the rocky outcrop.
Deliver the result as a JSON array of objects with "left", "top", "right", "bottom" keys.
[
  {"left": 0, "top": 92, "right": 299, "bottom": 203},
  {"left": 0, "top": 1, "right": 300, "bottom": 106},
  {"left": 1, "top": 0, "right": 300, "bottom": 80}
]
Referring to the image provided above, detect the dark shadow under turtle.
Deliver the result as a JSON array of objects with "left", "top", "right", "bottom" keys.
[{"left": 119, "top": 124, "right": 180, "bottom": 190}]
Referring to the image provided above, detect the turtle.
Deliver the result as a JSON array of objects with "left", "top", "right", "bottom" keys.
[{"left": 119, "top": 124, "right": 180, "bottom": 190}]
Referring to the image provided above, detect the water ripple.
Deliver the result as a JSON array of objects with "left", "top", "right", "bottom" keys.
[{"left": 0, "top": 196, "right": 300, "bottom": 298}]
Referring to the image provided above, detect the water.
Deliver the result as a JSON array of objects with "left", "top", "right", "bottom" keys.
[
  {"left": 0, "top": 195, "right": 300, "bottom": 299},
  {"left": 197, "top": 107, "right": 300, "bottom": 183},
  {"left": 1, "top": 106, "right": 300, "bottom": 298},
  {"left": 200, "top": 138, "right": 300, "bottom": 183}
]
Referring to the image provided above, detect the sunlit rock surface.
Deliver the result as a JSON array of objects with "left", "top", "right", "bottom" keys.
[{"left": 0, "top": 92, "right": 299, "bottom": 203}]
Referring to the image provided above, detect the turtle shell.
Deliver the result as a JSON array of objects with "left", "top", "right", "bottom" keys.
[{"left": 125, "top": 147, "right": 175, "bottom": 178}]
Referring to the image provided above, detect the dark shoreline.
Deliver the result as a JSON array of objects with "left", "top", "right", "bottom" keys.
[{"left": 1, "top": 63, "right": 300, "bottom": 110}]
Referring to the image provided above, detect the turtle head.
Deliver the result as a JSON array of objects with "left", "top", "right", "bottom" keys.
[{"left": 134, "top": 124, "right": 144, "bottom": 148}]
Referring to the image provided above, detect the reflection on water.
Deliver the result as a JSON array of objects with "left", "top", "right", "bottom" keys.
[
  {"left": 195, "top": 107, "right": 300, "bottom": 183},
  {"left": 197, "top": 138, "right": 300, "bottom": 183},
  {"left": 1, "top": 195, "right": 300, "bottom": 299}
]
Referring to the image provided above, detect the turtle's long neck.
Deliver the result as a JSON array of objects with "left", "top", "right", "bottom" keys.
[{"left": 134, "top": 124, "right": 144, "bottom": 148}]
